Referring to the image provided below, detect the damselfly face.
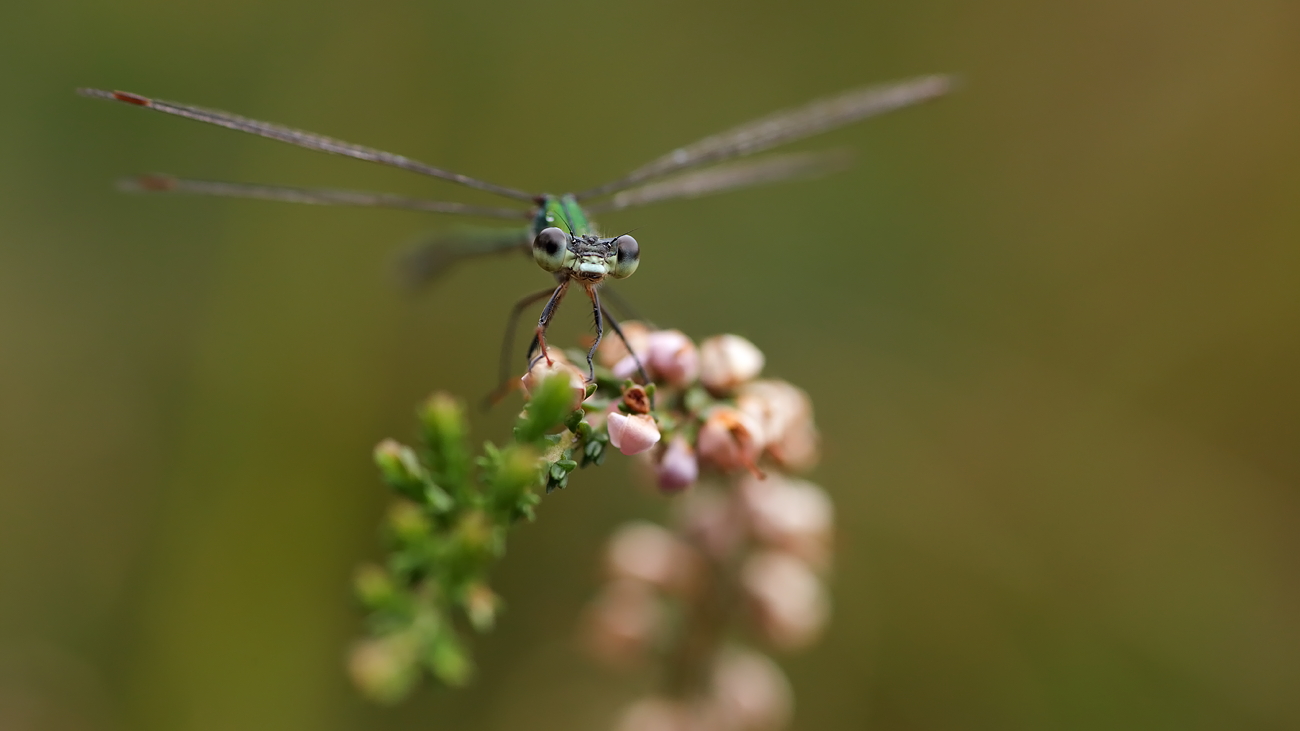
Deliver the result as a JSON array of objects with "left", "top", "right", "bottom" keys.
[{"left": 532, "top": 227, "right": 640, "bottom": 283}]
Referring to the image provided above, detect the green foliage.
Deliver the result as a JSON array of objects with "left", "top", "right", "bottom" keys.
[{"left": 350, "top": 373, "right": 609, "bottom": 702}]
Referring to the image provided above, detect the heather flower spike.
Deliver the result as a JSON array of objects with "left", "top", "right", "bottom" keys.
[
  {"left": 81, "top": 73, "right": 947, "bottom": 722},
  {"left": 576, "top": 327, "right": 833, "bottom": 731}
]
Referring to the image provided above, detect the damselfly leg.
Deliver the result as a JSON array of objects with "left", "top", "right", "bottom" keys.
[
  {"left": 526, "top": 281, "right": 571, "bottom": 371},
  {"left": 600, "top": 304, "right": 650, "bottom": 384},
  {"left": 483, "top": 286, "right": 560, "bottom": 406},
  {"left": 583, "top": 285, "right": 604, "bottom": 382}
]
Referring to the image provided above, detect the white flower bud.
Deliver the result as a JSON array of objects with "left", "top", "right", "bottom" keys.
[
  {"left": 699, "top": 335, "right": 765, "bottom": 394},
  {"left": 767, "top": 421, "right": 819, "bottom": 472},
  {"left": 598, "top": 320, "right": 652, "bottom": 368},
  {"left": 608, "top": 412, "right": 662, "bottom": 455},
  {"left": 612, "top": 353, "right": 644, "bottom": 381},
  {"left": 605, "top": 521, "right": 702, "bottom": 594},
  {"left": 676, "top": 487, "right": 746, "bottom": 561},
  {"left": 736, "top": 380, "right": 818, "bottom": 470},
  {"left": 615, "top": 697, "right": 698, "bottom": 731},
  {"left": 738, "top": 475, "right": 834, "bottom": 570},
  {"left": 583, "top": 579, "right": 663, "bottom": 668},
  {"left": 710, "top": 648, "right": 793, "bottom": 731},
  {"left": 740, "top": 551, "right": 829, "bottom": 651},
  {"left": 697, "top": 406, "right": 765, "bottom": 474},
  {"left": 645, "top": 329, "right": 700, "bottom": 387}
]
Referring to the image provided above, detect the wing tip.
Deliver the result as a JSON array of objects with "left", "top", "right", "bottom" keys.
[
  {"left": 116, "top": 174, "right": 178, "bottom": 193},
  {"left": 919, "top": 73, "right": 962, "bottom": 97},
  {"left": 76, "top": 88, "right": 152, "bottom": 107}
]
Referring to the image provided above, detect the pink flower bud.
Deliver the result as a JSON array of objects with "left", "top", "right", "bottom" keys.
[
  {"left": 740, "top": 551, "right": 829, "bottom": 651},
  {"left": 767, "top": 421, "right": 819, "bottom": 472},
  {"left": 736, "top": 380, "right": 818, "bottom": 470},
  {"left": 582, "top": 579, "right": 663, "bottom": 668},
  {"left": 696, "top": 406, "right": 765, "bottom": 475},
  {"left": 612, "top": 353, "right": 644, "bottom": 381},
  {"left": 615, "top": 697, "right": 698, "bottom": 731},
  {"left": 656, "top": 436, "right": 699, "bottom": 492},
  {"left": 598, "top": 320, "right": 652, "bottom": 368},
  {"left": 645, "top": 329, "right": 700, "bottom": 387},
  {"left": 605, "top": 521, "right": 702, "bottom": 594},
  {"left": 676, "top": 487, "right": 746, "bottom": 561},
  {"left": 608, "top": 412, "right": 662, "bottom": 455},
  {"left": 520, "top": 354, "right": 589, "bottom": 410},
  {"left": 710, "top": 648, "right": 793, "bottom": 731},
  {"left": 699, "top": 335, "right": 765, "bottom": 394},
  {"left": 738, "top": 475, "right": 834, "bottom": 570}
]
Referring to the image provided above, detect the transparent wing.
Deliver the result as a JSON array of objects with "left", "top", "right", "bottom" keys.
[
  {"left": 395, "top": 227, "right": 533, "bottom": 290},
  {"left": 581, "top": 150, "right": 853, "bottom": 215},
  {"left": 575, "top": 74, "right": 952, "bottom": 200},
  {"left": 117, "top": 174, "right": 531, "bottom": 220},
  {"left": 78, "top": 88, "right": 536, "bottom": 202}
]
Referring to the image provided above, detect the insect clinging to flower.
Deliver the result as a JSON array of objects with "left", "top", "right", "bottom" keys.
[{"left": 78, "top": 75, "right": 951, "bottom": 392}]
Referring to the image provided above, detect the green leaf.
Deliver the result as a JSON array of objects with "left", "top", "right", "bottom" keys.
[
  {"left": 515, "top": 374, "right": 575, "bottom": 444},
  {"left": 427, "top": 631, "right": 473, "bottom": 687},
  {"left": 418, "top": 393, "right": 473, "bottom": 496}
]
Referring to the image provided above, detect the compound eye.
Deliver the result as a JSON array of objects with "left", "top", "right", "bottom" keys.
[
  {"left": 532, "top": 227, "right": 568, "bottom": 272},
  {"left": 611, "top": 235, "right": 640, "bottom": 279}
]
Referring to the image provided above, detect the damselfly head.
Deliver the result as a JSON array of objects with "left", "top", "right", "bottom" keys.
[{"left": 532, "top": 227, "right": 639, "bottom": 282}]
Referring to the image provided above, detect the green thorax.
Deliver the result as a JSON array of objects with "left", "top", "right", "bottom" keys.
[{"left": 532, "top": 194, "right": 595, "bottom": 238}]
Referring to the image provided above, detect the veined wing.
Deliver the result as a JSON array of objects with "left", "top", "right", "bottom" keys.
[
  {"left": 581, "top": 150, "right": 852, "bottom": 215},
  {"left": 395, "top": 227, "right": 532, "bottom": 289},
  {"left": 78, "top": 88, "right": 536, "bottom": 202},
  {"left": 575, "top": 75, "right": 952, "bottom": 200},
  {"left": 118, "top": 174, "right": 531, "bottom": 220}
]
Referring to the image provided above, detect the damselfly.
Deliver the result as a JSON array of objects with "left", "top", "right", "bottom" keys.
[{"left": 79, "top": 76, "right": 950, "bottom": 390}]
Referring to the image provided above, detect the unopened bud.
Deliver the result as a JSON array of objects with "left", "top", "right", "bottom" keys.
[
  {"left": 645, "top": 329, "right": 700, "bottom": 388},
  {"left": 463, "top": 582, "right": 501, "bottom": 632},
  {"left": 605, "top": 521, "right": 701, "bottom": 594},
  {"left": 740, "top": 551, "right": 829, "bottom": 651},
  {"left": 386, "top": 501, "right": 430, "bottom": 546},
  {"left": 710, "top": 647, "right": 793, "bottom": 731},
  {"left": 608, "top": 412, "right": 662, "bottom": 455},
  {"left": 598, "top": 320, "right": 652, "bottom": 368},
  {"left": 521, "top": 353, "right": 589, "bottom": 411},
  {"left": 699, "top": 335, "right": 764, "bottom": 394},
  {"left": 738, "top": 475, "right": 834, "bottom": 570},
  {"left": 767, "top": 420, "right": 819, "bottom": 472},
  {"left": 656, "top": 436, "right": 699, "bottom": 492},
  {"left": 676, "top": 487, "right": 746, "bottom": 560},
  {"left": 736, "top": 380, "right": 818, "bottom": 471},
  {"left": 347, "top": 635, "right": 417, "bottom": 704},
  {"left": 354, "top": 564, "right": 397, "bottom": 609},
  {"left": 373, "top": 439, "right": 426, "bottom": 495},
  {"left": 697, "top": 407, "right": 764, "bottom": 475},
  {"left": 582, "top": 579, "right": 663, "bottom": 667},
  {"left": 612, "top": 353, "right": 646, "bottom": 381},
  {"left": 615, "top": 697, "right": 698, "bottom": 731}
]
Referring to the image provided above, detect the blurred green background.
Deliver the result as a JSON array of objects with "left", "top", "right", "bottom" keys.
[{"left": 2, "top": 0, "right": 1298, "bottom": 729}]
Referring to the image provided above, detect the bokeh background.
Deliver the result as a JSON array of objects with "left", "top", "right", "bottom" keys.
[{"left": 2, "top": 1, "right": 1299, "bottom": 729}]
